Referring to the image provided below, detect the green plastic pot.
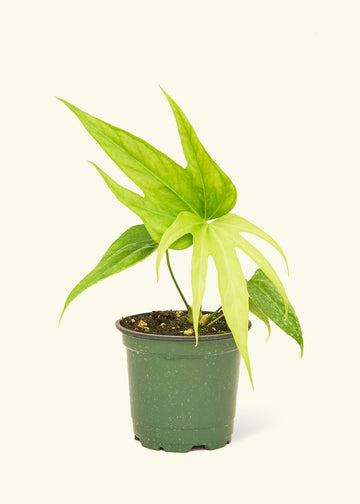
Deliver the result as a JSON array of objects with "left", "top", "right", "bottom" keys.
[{"left": 116, "top": 313, "right": 245, "bottom": 452}]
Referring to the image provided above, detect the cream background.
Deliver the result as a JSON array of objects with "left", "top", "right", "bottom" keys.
[{"left": 1, "top": 1, "right": 359, "bottom": 503}]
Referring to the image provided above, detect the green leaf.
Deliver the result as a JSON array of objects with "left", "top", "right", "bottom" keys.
[
  {"left": 60, "top": 225, "right": 158, "bottom": 321},
  {"left": 58, "top": 98, "right": 197, "bottom": 247},
  {"left": 247, "top": 269, "right": 303, "bottom": 356},
  {"left": 160, "top": 88, "right": 237, "bottom": 219},
  {"left": 249, "top": 297, "right": 271, "bottom": 340},
  {"left": 57, "top": 91, "right": 237, "bottom": 246}
]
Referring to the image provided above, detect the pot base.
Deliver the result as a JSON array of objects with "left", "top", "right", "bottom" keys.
[
  {"left": 134, "top": 436, "right": 231, "bottom": 453},
  {"left": 133, "top": 422, "right": 233, "bottom": 452}
]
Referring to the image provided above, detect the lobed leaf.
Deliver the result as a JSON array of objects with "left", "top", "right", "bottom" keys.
[
  {"left": 60, "top": 225, "right": 158, "bottom": 321},
  {"left": 212, "top": 213, "right": 289, "bottom": 317},
  {"left": 213, "top": 213, "right": 289, "bottom": 275},
  {"left": 58, "top": 92, "right": 237, "bottom": 247},
  {"left": 206, "top": 225, "right": 253, "bottom": 386},
  {"left": 156, "top": 211, "right": 253, "bottom": 386},
  {"left": 247, "top": 269, "right": 303, "bottom": 356},
  {"left": 58, "top": 98, "right": 197, "bottom": 247},
  {"left": 156, "top": 211, "right": 294, "bottom": 386}
]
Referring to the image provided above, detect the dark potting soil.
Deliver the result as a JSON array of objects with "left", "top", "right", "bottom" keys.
[{"left": 120, "top": 310, "right": 231, "bottom": 336}]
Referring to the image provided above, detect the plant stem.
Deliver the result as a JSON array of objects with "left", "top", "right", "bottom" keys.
[
  {"left": 209, "top": 306, "right": 222, "bottom": 320},
  {"left": 202, "top": 306, "right": 222, "bottom": 326},
  {"left": 165, "top": 250, "right": 191, "bottom": 312},
  {"left": 206, "top": 313, "right": 224, "bottom": 328}
]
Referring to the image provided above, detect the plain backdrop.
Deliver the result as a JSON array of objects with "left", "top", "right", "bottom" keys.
[{"left": 1, "top": 1, "right": 359, "bottom": 503}]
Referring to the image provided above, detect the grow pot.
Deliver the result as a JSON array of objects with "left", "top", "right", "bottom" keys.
[{"left": 116, "top": 313, "right": 249, "bottom": 452}]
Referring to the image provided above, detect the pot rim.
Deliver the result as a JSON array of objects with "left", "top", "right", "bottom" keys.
[{"left": 116, "top": 311, "right": 251, "bottom": 342}]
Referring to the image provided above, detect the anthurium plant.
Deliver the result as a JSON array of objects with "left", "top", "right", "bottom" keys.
[{"left": 59, "top": 89, "right": 302, "bottom": 386}]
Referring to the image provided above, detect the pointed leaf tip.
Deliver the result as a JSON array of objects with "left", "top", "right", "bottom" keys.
[
  {"left": 300, "top": 343, "right": 304, "bottom": 359},
  {"left": 58, "top": 309, "right": 65, "bottom": 325}
]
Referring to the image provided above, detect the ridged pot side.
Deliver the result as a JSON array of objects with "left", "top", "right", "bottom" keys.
[{"left": 116, "top": 314, "right": 241, "bottom": 453}]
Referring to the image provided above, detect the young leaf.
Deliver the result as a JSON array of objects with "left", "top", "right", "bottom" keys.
[
  {"left": 156, "top": 211, "right": 254, "bottom": 386},
  {"left": 160, "top": 88, "right": 237, "bottom": 219},
  {"left": 213, "top": 213, "right": 289, "bottom": 274},
  {"left": 60, "top": 225, "right": 158, "bottom": 321},
  {"left": 249, "top": 297, "right": 271, "bottom": 340},
  {"left": 156, "top": 212, "right": 206, "bottom": 276},
  {"left": 206, "top": 225, "right": 253, "bottom": 387},
  {"left": 191, "top": 225, "right": 210, "bottom": 343},
  {"left": 247, "top": 269, "right": 303, "bottom": 356},
  {"left": 155, "top": 212, "right": 209, "bottom": 344},
  {"left": 156, "top": 210, "right": 296, "bottom": 386},
  {"left": 211, "top": 213, "right": 289, "bottom": 316}
]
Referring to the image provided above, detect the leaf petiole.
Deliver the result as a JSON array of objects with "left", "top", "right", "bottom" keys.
[
  {"left": 165, "top": 250, "right": 191, "bottom": 314},
  {"left": 205, "top": 313, "right": 225, "bottom": 328},
  {"left": 201, "top": 305, "right": 222, "bottom": 327},
  {"left": 208, "top": 305, "right": 222, "bottom": 321}
]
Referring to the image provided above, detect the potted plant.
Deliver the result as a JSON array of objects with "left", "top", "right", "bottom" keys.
[{"left": 59, "top": 89, "right": 303, "bottom": 452}]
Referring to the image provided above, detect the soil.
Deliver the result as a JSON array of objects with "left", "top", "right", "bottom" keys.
[{"left": 120, "top": 310, "right": 231, "bottom": 336}]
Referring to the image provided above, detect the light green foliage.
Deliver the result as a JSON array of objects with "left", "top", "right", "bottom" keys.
[
  {"left": 156, "top": 211, "right": 291, "bottom": 386},
  {"left": 59, "top": 89, "right": 302, "bottom": 386},
  {"left": 60, "top": 225, "right": 158, "bottom": 321},
  {"left": 155, "top": 212, "right": 209, "bottom": 346},
  {"left": 247, "top": 269, "right": 303, "bottom": 356},
  {"left": 210, "top": 214, "right": 289, "bottom": 310},
  {"left": 205, "top": 225, "right": 252, "bottom": 384}
]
